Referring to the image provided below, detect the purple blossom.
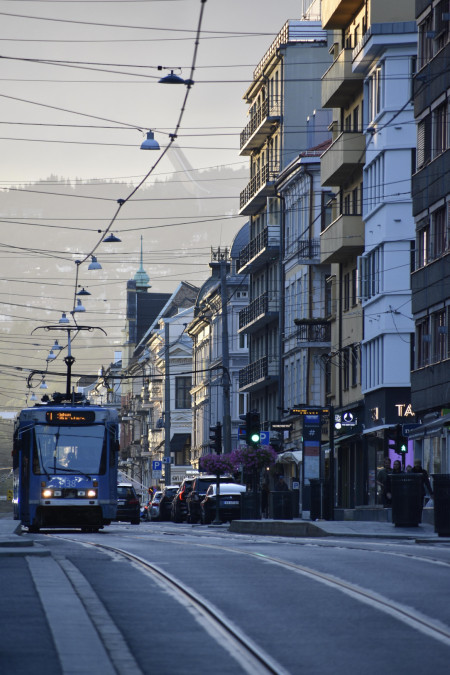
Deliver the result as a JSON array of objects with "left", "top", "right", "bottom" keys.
[
  {"left": 199, "top": 453, "right": 233, "bottom": 475},
  {"left": 230, "top": 445, "right": 278, "bottom": 472}
]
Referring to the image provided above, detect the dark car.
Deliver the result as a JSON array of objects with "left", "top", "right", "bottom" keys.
[
  {"left": 157, "top": 485, "right": 179, "bottom": 521},
  {"left": 115, "top": 483, "right": 140, "bottom": 525},
  {"left": 200, "top": 483, "right": 247, "bottom": 524},
  {"left": 186, "top": 474, "right": 235, "bottom": 524},
  {"left": 171, "top": 478, "right": 194, "bottom": 522}
]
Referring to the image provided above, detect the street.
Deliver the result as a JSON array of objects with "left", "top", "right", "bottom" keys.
[{"left": 2, "top": 521, "right": 450, "bottom": 674}]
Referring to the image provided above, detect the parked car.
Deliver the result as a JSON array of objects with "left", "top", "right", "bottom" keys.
[
  {"left": 200, "top": 483, "right": 246, "bottom": 524},
  {"left": 149, "top": 491, "right": 163, "bottom": 521},
  {"left": 115, "top": 483, "right": 140, "bottom": 525},
  {"left": 171, "top": 478, "right": 194, "bottom": 523},
  {"left": 158, "top": 485, "right": 179, "bottom": 521},
  {"left": 186, "top": 474, "right": 235, "bottom": 524}
]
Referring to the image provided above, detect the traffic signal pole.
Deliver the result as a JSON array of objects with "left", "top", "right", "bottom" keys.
[{"left": 220, "top": 259, "right": 231, "bottom": 455}]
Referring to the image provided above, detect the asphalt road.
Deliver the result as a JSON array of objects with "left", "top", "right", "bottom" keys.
[{"left": 4, "top": 521, "right": 450, "bottom": 674}]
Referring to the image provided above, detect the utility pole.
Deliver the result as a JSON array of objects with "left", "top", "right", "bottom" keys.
[
  {"left": 164, "top": 320, "right": 171, "bottom": 485},
  {"left": 220, "top": 257, "right": 231, "bottom": 454}
]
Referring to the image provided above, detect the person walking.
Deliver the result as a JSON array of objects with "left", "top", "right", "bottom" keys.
[
  {"left": 411, "top": 459, "right": 433, "bottom": 506},
  {"left": 377, "top": 457, "right": 392, "bottom": 506}
]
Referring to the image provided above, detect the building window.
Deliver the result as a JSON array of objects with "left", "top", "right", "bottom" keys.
[
  {"left": 417, "top": 114, "right": 432, "bottom": 168},
  {"left": 432, "top": 101, "right": 448, "bottom": 158},
  {"left": 417, "top": 220, "right": 430, "bottom": 268},
  {"left": 351, "top": 344, "right": 359, "bottom": 387},
  {"left": 367, "top": 66, "right": 382, "bottom": 123},
  {"left": 360, "top": 246, "right": 382, "bottom": 300},
  {"left": 343, "top": 273, "right": 350, "bottom": 312},
  {"left": 351, "top": 268, "right": 358, "bottom": 307},
  {"left": 432, "top": 206, "right": 447, "bottom": 258},
  {"left": 417, "top": 318, "right": 431, "bottom": 368},
  {"left": 432, "top": 310, "right": 447, "bottom": 362},
  {"left": 418, "top": 14, "right": 434, "bottom": 68},
  {"left": 342, "top": 347, "right": 350, "bottom": 390},
  {"left": 175, "top": 376, "right": 191, "bottom": 409}
]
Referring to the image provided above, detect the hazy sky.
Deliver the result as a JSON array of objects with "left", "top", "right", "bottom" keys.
[
  {"left": 1, "top": 0, "right": 306, "bottom": 185},
  {"left": 0, "top": 0, "right": 311, "bottom": 411}
]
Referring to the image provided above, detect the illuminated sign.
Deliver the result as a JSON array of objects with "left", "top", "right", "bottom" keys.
[
  {"left": 291, "top": 407, "right": 330, "bottom": 416},
  {"left": 335, "top": 412, "right": 357, "bottom": 430},
  {"left": 395, "top": 404, "right": 415, "bottom": 417},
  {"left": 45, "top": 410, "right": 96, "bottom": 425}
]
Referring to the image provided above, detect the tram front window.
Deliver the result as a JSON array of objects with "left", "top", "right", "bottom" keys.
[{"left": 34, "top": 425, "right": 107, "bottom": 475}]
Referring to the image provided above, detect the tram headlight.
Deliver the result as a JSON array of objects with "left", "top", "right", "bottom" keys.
[
  {"left": 87, "top": 489, "right": 97, "bottom": 498},
  {"left": 42, "top": 489, "right": 53, "bottom": 498}
]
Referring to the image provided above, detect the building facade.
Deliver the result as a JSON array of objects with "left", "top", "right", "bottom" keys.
[{"left": 410, "top": 0, "right": 450, "bottom": 472}]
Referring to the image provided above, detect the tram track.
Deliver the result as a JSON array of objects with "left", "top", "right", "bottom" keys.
[
  {"left": 91, "top": 533, "right": 450, "bottom": 649},
  {"left": 52, "top": 530, "right": 450, "bottom": 671}
]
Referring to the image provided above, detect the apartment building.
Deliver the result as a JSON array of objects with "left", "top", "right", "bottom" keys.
[
  {"left": 187, "top": 228, "right": 250, "bottom": 468},
  {"left": 321, "top": 0, "right": 417, "bottom": 508},
  {"left": 238, "top": 16, "right": 330, "bottom": 433},
  {"left": 410, "top": 0, "right": 450, "bottom": 472}
]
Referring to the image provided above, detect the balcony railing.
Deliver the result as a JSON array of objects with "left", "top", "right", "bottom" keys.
[
  {"left": 321, "top": 131, "right": 365, "bottom": 187},
  {"left": 238, "top": 225, "right": 280, "bottom": 271},
  {"left": 239, "top": 162, "right": 278, "bottom": 215},
  {"left": 294, "top": 320, "right": 331, "bottom": 344},
  {"left": 320, "top": 212, "right": 364, "bottom": 263},
  {"left": 321, "top": 48, "right": 363, "bottom": 108},
  {"left": 238, "top": 292, "right": 280, "bottom": 332},
  {"left": 240, "top": 97, "right": 281, "bottom": 154},
  {"left": 239, "top": 356, "right": 279, "bottom": 391},
  {"left": 286, "top": 238, "right": 321, "bottom": 262}
]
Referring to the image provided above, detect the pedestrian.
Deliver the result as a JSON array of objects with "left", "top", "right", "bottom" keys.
[
  {"left": 261, "top": 481, "right": 270, "bottom": 518},
  {"left": 411, "top": 459, "right": 433, "bottom": 505},
  {"left": 406, "top": 464, "right": 412, "bottom": 472},
  {"left": 392, "top": 459, "right": 403, "bottom": 473},
  {"left": 377, "top": 457, "right": 392, "bottom": 506},
  {"left": 275, "top": 475, "right": 288, "bottom": 491}
]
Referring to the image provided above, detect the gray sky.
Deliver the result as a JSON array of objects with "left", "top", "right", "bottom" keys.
[
  {"left": 1, "top": 0, "right": 305, "bottom": 184},
  {"left": 0, "top": 0, "right": 310, "bottom": 411}
]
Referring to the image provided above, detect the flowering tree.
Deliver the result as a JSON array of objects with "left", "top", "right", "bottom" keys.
[
  {"left": 199, "top": 453, "right": 233, "bottom": 475},
  {"left": 230, "top": 445, "right": 278, "bottom": 473}
]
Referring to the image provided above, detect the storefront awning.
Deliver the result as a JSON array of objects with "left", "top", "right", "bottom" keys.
[
  {"left": 170, "top": 433, "right": 191, "bottom": 453},
  {"left": 277, "top": 450, "right": 302, "bottom": 464}
]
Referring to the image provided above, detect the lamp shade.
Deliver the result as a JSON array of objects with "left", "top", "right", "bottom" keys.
[
  {"left": 140, "top": 130, "right": 160, "bottom": 150},
  {"left": 52, "top": 339, "right": 63, "bottom": 351},
  {"left": 59, "top": 313, "right": 70, "bottom": 324},
  {"left": 88, "top": 255, "right": 102, "bottom": 270},
  {"left": 76, "top": 287, "right": 91, "bottom": 296},
  {"left": 158, "top": 70, "right": 185, "bottom": 84},
  {"left": 72, "top": 299, "right": 86, "bottom": 313},
  {"left": 103, "top": 232, "right": 121, "bottom": 243}
]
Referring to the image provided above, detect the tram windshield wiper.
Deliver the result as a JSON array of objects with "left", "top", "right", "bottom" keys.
[{"left": 49, "top": 466, "right": 92, "bottom": 480}]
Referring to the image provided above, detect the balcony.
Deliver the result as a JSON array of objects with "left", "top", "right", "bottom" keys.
[
  {"left": 293, "top": 319, "right": 331, "bottom": 347},
  {"left": 322, "top": 0, "right": 362, "bottom": 29},
  {"left": 321, "top": 131, "right": 365, "bottom": 187},
  {"left": 239, "top": 162, "right": 278, "bottom": 215},
  {"left": 239, "top": 356, "right": 279, "bottom": 393},
  {"left": 238, "top": 292, "right": 280, "bottom": 334},
  {"left": 238, "top": 225, "right": 280, "bottom": 274},
  {"left": 320, "top": 213, "right": 364, "bottom": 263},
  {"left": 322, "top": 48, "right": 363, "bottom": 108},
  {"left": 240, "top": 97, "right": 281, "bottom": 155},
  {"left": 285, "top": 238, "right": 321, "bottom": 263}
]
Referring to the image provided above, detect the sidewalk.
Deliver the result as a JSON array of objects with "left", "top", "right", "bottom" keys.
[{"left": 229, "top": 517, "right": 450, "bottom": 541}]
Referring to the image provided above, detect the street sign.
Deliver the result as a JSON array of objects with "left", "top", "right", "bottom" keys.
[
  {"left": 402, "top": 423, "right": 421, "bottom": 435},
  {"left": 271, "top": 422, "right": 293, "bottom": 431},
  {"left": 152, "top": 460, "right": 162, "bottom": 471},
  {"left": 259, "top": 431, "right": 270, "bottom": 446},
  {"left": 163, "top": 457, "right": 172, "bottom": 464}
]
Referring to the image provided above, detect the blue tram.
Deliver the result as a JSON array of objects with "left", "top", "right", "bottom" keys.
[{"left": 13, "top": 402, "right": 119, "bottom": 532}]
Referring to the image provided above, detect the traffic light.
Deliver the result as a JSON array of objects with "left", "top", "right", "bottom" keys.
[
  {"left": 395, "top": 425, "right": 408, "bottom": 454},
  {"left": 245, "top": 411, "right": 261, "bottom": 447},
  {"left": 387, "top": 425, "right": 408, "bottom": 454},
  {"left": 209, "top": 422, "right": 222, "bottom": 453}
]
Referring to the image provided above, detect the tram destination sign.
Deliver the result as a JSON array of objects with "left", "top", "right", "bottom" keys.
[
  {"left": 45, "top": 410, "right": 96, "bottom": 425},
  {"left": 290, "top": 406, "right": 330, "bottom": 416}
]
